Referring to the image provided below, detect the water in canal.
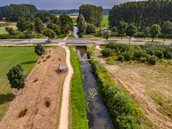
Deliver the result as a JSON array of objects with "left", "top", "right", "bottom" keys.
[{"left": 76, "top": 47, "right": 114, "bottom": 129}]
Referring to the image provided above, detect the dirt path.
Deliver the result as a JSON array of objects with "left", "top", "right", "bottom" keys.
[
  {"left": 58, "top": 43, "right": 73, "bottom": 129},
  {"left": 96, "top": 50, "right": 172, "bottom": 129},
  {"left": 0, "top": 47, "right": 67, "bottom": 129}
]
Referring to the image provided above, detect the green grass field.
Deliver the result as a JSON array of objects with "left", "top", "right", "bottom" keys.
[
  {"left": 69, "top": 46, "right": 88, "bottom": 129},
  {"left": 0, "top": 22, "right": 17, "bottom": 34},
  {"left": 102, "top": 15, "right": 108, "bottom": 28},
  {"left": 0, "top": 47, "right": 39, "bottom": 120}
]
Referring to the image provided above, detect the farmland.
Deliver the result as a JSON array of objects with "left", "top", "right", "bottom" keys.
[{"left": 0, "top": 22, "right": 17, "bottom": 34}]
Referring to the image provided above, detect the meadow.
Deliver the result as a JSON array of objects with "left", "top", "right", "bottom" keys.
[
  {"left": 0, "top": 46, "right": 38, "bottom": 120},
  {"left": 0, "top": 22, "right": 17, "bottom": 34}
]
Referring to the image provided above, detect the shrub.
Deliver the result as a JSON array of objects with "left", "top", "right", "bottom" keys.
[
  {"left": 35, "top": 44, "right": 45, "bottom": 56},
  {"left": 86, "top": 24, "right": 96, "bottom": 34},
  {"left": 7, "top": 64, "right": 25, "bottom": 90},
  {"left": 148, "top": 55, "right": 158, "bottom": 65},
  {"left": 117, "top": 55, "right": 125, "bottom": 61},
  {"left": 102, "top": 48, "right": 114, "bottom": 57},
  {"left": 106, "top": 57, "right": 115, "bottom": 65}
]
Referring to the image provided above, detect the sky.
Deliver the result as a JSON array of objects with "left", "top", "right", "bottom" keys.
[{"left": 0, "top": 0, "right": 141, "bottom": 9}]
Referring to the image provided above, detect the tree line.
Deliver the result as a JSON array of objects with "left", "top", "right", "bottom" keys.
[
  {"left": 109, "top": 0, "right": 172, "bottom": 40},
  {"left": 0, "top": 4, "right": 37, "bottom": 21},
  {"left": 1, "top": 11, "right": 73, "bottom": 39}
]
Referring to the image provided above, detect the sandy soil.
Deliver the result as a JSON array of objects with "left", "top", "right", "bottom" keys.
[
  {"left": 96, "top": 51, "right": 172, "bottom": 129},
  {"left": 0, "top": 47, "right": 67, "bottom": 129}
]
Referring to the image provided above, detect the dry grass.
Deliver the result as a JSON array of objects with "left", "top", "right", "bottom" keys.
[{"left": 96, "top": 48, "right": 172, "bottom": 129}]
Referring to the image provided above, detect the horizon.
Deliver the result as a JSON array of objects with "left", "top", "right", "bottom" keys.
[{"left": 0, "top": 0, "right": 141, "bottom": 9}]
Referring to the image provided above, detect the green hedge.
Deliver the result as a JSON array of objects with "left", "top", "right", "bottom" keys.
[
  {"left": 69, "top": 46, "right": 88, "bottom": 129},
  {"left": 102, "top": 43, "right": 172, "bottom": 65},
  {"left": 91, "top": 59, "right": 144, "bottom": 129}
]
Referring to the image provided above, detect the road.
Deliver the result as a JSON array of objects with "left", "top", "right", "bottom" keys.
[{"left": 1, "top": 38, "right": 172, "bottom": 47}]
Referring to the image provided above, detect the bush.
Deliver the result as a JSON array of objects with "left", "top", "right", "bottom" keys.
[
  {"left": 106, "top": 57, "right": 115, "bottom": 65},
  {"left": 117, "top": 55, "right": 125, "bottom": 61},
  {"left": 102, "top": 48, "right": 114, "bottom": 57},
  {"left": 35, "top": 44, "right": 45, "bottom": 56},
  {"left": 86, "top": 24, "right": 96, "bottom": 34},
  {"left": 148, "top": 55, "right": 158, "bottom": 65}
]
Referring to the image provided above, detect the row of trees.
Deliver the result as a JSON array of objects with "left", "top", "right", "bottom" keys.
[
  {"left": 109, "top": 0, "right": 172, "bottom": 29},
  {"left": 109, "top": 20, "right": 172, "bottom": 43},
  {"left": 109, "top": 0, "right": 172, "bottom": 40},
  {"left": 4, "top": 13, "right": 73, "bottom": 39},
  {"left": 0, "top": 4, "right": 37, "bottom": 21}
]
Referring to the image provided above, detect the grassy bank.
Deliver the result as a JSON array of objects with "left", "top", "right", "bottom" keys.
[
  {"left": 0, "top": 46, "right": 39, "bottom": 120},
  {"left": 69, "top": 46, "right": 88, "bottom": 129}
]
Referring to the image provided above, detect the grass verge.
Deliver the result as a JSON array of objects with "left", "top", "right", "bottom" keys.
[
  {"left": 69, "top": 46, "right": 88, "bottom": 129},
  {"left": 0, "top": 46, "right": 39, "bottom": 120}
]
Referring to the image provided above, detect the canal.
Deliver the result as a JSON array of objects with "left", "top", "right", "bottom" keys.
[{"left": 76, "top": 46, "right": 114, "bottom": 129}]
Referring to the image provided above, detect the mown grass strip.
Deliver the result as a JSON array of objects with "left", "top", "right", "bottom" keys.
[{"left": 69, "top": 46, "right": 88, "bottom": 129}]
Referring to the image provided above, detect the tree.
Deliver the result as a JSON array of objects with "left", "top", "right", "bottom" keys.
[
  {"left": 59, "top": 14, "right": 73, "bottom": 34},
  {"left": 86, "top": 24, "right": 96, "bottom": 34},
  {"left": 34, "top": 18, "right": 44, "bottom": 33},
  {"left": 77, "top": 14, "right": 87, "bottom": 34},
  {"left": 24, "top": 30, "right": 32, "bottom": 41},
  {"left": 5, "top": 27, "right": 15, "bottom": 36},
  {"left": 143, "top": 27, "right": 150, "bottom": 41},
  {"left": 43, "top": 28, "right": 56, "bottom": 42},
  {"left": 17, "top": 18, "right": 34, "bottom": 32},
  {"left": 126, "top": 24, "right": 137, "bottom": 44},
  {"left": 150, "top": 24, "right": 161, "bottom": 42},
  {"left": 35, "top": 44, "right": 45, "bottom": 56},
  {"left": 117, "top": 21, "right": 128, "bottom": 40},
  {"left": 103, "top": 30, "right": 110, "bottom": 40},
  {"left": 162, "top": 21, "right": 172, "bottom": 43},
  {"left": 79, "top": 4, "right": 103, "bottom": 27},
  {"left": 7, "top": 64, "right": 25, "bottom": 90},
  {"left": 52, "top": 25, "right": 61, "bottom": 35}
]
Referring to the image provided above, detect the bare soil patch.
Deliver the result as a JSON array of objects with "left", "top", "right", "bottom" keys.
[
  {"left": 0, "top": 47, "right": 67, "bottom": 129},
  {"left": 96, "top": 50, "right": 172, "bottom": 129}
]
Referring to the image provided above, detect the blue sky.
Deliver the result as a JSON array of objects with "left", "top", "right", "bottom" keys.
[{"left": 0, "top": 0, "right": 140, "bottom": 9}]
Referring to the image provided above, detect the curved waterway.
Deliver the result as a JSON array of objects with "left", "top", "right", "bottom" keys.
[{"left": 76, "top": 47, "right": 114, "bottom": 129}]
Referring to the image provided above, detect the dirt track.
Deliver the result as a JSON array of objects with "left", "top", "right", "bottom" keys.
[
  {"left": 97, "top": 53, "right": 172, "bottom": 129},
  {"left": 0, "top": 47, "right": 67, "bottom": 129}
]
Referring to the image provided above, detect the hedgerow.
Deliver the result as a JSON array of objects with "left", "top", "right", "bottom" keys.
[
  {"left": 103, "top": 43, "right": 172, "bottom": 65},
  {"left": 91, "top": 59, "right": 144, "bottom": 129}
]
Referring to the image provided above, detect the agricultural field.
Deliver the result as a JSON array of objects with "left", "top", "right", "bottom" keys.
[
  {"left": 101, "top": 15, "right": 108, "bottom": 28},
  {"left": 0, "top": 46, "right": 39, "bottom": 120},
  {"left": 96, "top": 44, "right": 172, "bottom": 129},
  {"left": 0, "top": 22, "right": 17, "bottom": 34}
]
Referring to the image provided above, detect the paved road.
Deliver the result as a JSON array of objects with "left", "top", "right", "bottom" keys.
[{"left": 0, "top": 37, "right": 172, "bottom": 46}]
